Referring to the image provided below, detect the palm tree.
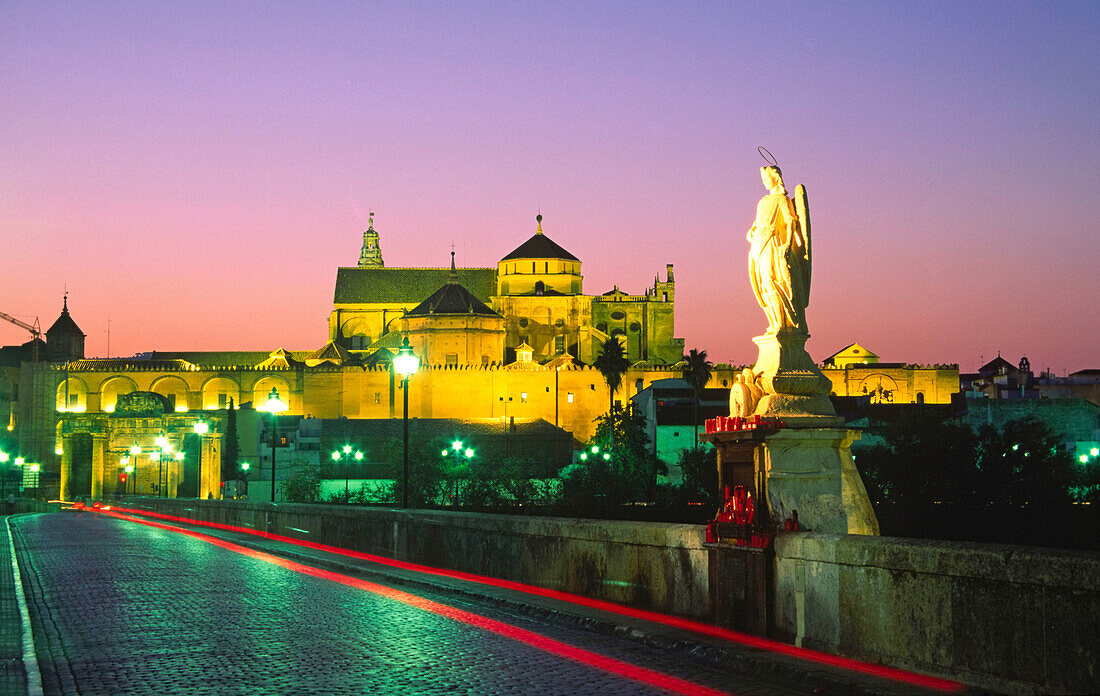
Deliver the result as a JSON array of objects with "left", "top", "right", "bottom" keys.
[
  {"left": 593, "top": 336, "right": 631, "bottom": 444},
  {"left": 682, "top": 348, "right": 713, "bottom": 448}
]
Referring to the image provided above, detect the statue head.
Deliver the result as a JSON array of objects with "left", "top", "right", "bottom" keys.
[{"left": 760, "top": 166, "right": 785, "bottom": 194}]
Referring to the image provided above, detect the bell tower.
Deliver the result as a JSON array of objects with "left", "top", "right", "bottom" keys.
[{"left": 358, "top": 212, "right": 384, "bottom": 268}]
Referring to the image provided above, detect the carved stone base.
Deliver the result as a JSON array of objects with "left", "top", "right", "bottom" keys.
[
  {"left": 761, "top": 428, "right": 879, "bottom": 536},
  {"left": 752, "top": 332, "right": 840, "bottom": 424}
]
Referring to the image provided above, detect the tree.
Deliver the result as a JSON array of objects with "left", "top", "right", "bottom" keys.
[
  {"left": 561, "top": 405, "right": 666, "bottom": 508},
  {"left": 222, "top": 397, "right": 240, "bottom": 481},
  {"left": 678, "top": 446, "right": 719, "bottom": 506},
  {"left": 280, "top": 458, "right": 321, "bottom": 503},
  {"left": 681, "top": 348, "right": 713, "bottom": 448},
  {"left": 593, "top": 336, "right": 630, "bottom": 445}
]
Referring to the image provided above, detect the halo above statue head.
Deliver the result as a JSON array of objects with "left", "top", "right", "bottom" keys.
[{"left": 757, "top": 146, "right": 779, "bottom": 168}]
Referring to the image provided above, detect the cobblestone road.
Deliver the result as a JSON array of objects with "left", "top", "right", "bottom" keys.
[{"left": 10, "top": 512, "right": 829, "bottom": 696}]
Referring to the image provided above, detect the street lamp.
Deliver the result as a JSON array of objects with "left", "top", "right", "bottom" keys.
[
  {"left": 194, "top": 420, "right": 209, "bottom": 499},
  {"left": 129, "top": 444, "right": 140, "bottom": 495},
  {"left": 264, "top": 387, "right": 288, "bottom": 503},
  {"left": 154, "top": 435, "right": 172, "bottom": 497},
  {"left": 331, "top": 445, "right": 364, "bottom": 503},
  {"left": 393, "top": 337, "right": 420, "bottom": 508},
  {"left": 239, "top": 462, "right": 251, "bottom": 499}
]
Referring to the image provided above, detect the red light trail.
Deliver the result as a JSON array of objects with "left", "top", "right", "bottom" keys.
[
  {"left": 98, "top": 508, "right": 728, "bottom": 696},
  {"left": 100, "top": 505, "right": 965, "bottom": 693}
]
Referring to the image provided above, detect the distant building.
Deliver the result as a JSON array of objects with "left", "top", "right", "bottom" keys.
[
  {"left": 820, "top": 343, "right": 959, "bottom": 405},
  {"left": 329, "top": 214, "right": 683, "bottom": 366},
  {"left": 630, "top": 378, "right": 729, "bottom": 482}
]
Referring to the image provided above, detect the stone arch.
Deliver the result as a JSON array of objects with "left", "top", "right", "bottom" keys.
[
  {"left": 151, "top": 376, "right": 191, "bottom": 412},
  {"left": 340, "top": 318, "right": 372, "bottom": 350},
  {"left": 100, "top": 376, "right": 138, "bottom": 412},
  {"left": 201, "top": 376, "right": 241, "bottom": 410},
  {"left": 251, "top": 376, "right": 292, "bottom": 411},
  {"left": 56, "top": 376, "right": 89, "bottom": 412}
]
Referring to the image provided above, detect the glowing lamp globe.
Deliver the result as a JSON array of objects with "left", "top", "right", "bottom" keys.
[
  {"left": 393, "top": 338, "right": 420, "bottom": 378},
  {"left": 264, "top": 388, "right": 288, "bottom": 414}
]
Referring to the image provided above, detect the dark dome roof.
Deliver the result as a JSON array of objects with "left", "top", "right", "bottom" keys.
[
  {"left": 407, "top": 282, "right": 500, "bottom": 317},
  {"left": 501, "top": 233, "right": 579, "bottom": 262},
  {"left": 46, "top": 299, "right": 84, "bottom": 337}
]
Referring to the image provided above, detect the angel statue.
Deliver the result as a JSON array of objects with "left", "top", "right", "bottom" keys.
[{"left": 746, "top": 164, "right": 811, "bottom": 335}]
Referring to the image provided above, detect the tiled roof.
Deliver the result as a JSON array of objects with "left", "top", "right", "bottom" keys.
[
  {"left": 334, "top": 267, "right": 497, "bottom": 304},
  {"left": 501, "top": 234, "right": 579, "bottom": 262},
  {"left": 46, "top": 308, "right": 84, "bottom": 337},
  {"left": 147, "top": 351, "right": 310, "bottom": 368},
  {"left": 68, "top": 358, "right": 199, "bottom": 371},
  {"left": 407, "top": 281, "right": 500, "bottom": 317}
]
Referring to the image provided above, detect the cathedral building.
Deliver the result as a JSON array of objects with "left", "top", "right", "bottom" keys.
[
  {"left": 329, "top": 213, "right": 683, "bottom": 366},
  {"left": 3, "top": 214, "right": 687, "bottom": 502}
]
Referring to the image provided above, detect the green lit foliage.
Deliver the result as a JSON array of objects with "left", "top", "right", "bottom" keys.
[
  {"left": 280, "top": 458, "right": 321, "bottom": 503},
  {"left": 560, "top": 405, "right": 666, "bottom": 507}
]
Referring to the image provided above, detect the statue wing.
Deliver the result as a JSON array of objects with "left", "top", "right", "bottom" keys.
[{"left": 794, "top": 184, "right": 811, "bottom": 298}]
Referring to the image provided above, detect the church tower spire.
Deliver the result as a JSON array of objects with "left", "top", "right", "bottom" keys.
[{"left": 358, "top": 212, "right": 384, "bottom": 268}]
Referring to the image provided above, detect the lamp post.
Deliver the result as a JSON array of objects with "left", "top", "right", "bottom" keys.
[
  {"left": 193, "top": 420, "right": 208, "bottom": 499},
  {"left": 129, "top": 444, "right": 140, "bottom": 495},
  {"left": 0, "top": 452, "right": 8, "bottom": 499},
  {"left": 154, "top": 435, "right": 171, "bottom": 497},
  {"left": 331, "top": 445, "right": 364, "bottom": 503},
  {"left": 393, "top": 338, "right": 420, "bottom": 508},
  {"left": 264, "top": 387, "right": 288, "bottom": 503}
]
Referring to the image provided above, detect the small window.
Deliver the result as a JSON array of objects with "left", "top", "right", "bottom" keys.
[
  {"left": 554, "top": 318, "right": 564, "bottom": 327},
  {"left": 445, "top": 354, "right": 458, "bottom": 366},
  {"left": 68, "top": 394, "right": 79, "bottom": 407},
  {"left": 596, "top": 322, "right": 607, "bottom": 333},
  {"left": 374, "top": 392, "right": 381, "bottom": 404},
  {"left": 481, "top": 355, "right": 490, "bottom": 366},
  {"left": 590, "top": 384, "right": 595, "bottom": 390},
  {"left": 662, "top": 292, "right": 667, "bottom": 301},
  {"left": 567, "top": 392, "right": 574, "bottom": 403},
  {"left": 519, "top": 318, "right": 528, "bottom": 328},
  {"left": 544, "top": 262, "right": 548, "bottom": 273},
  {"left": 520, "top": 392, "right": 528, "bottom": 403},
  {"left": 611, "top": 311, "right": 626, "bottom": 320},
  {"left": 554, "top": 335, "right": 565, "bottom": 353},
  {"left": 218, "top": 393, "right": 228, "bottom": 408},
  {"left": 629, "top": 321, "right": 641, "bottom": 332}
]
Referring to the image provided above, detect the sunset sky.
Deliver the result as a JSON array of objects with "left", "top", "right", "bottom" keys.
[{"left": 2, "top": 1, "right": 1097, "bottom": 373}]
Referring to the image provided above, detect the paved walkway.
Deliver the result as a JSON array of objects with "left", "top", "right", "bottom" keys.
[
  {"left": 2, "top": 515, "right": 33, "bottom": 696},
  {"left": 5, "top": 510, "right": 980, "bottom": 695}
]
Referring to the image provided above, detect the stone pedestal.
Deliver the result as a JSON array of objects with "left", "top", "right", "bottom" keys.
[
  {"left": 751, "top": 333, "right": 841, "bottom": 427},
  {"left": 760, "top": 428, "right": 878, "bottom": 535}
]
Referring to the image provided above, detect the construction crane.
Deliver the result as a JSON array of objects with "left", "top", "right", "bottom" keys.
[{"left": 0, "top": 311, "right": 41, "bottom": 361}]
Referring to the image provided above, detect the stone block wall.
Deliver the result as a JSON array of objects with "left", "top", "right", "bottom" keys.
[
  {"left": 124, "top": 500, "right": 1100, "bottom": 693},
  {"left": 774, "top": 533, "right": 1100, "bottom": 694}
]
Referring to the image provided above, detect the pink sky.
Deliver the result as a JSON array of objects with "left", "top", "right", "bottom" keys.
[{"left": 2, "top": 2, "right": 1097, "bottom": 374}]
